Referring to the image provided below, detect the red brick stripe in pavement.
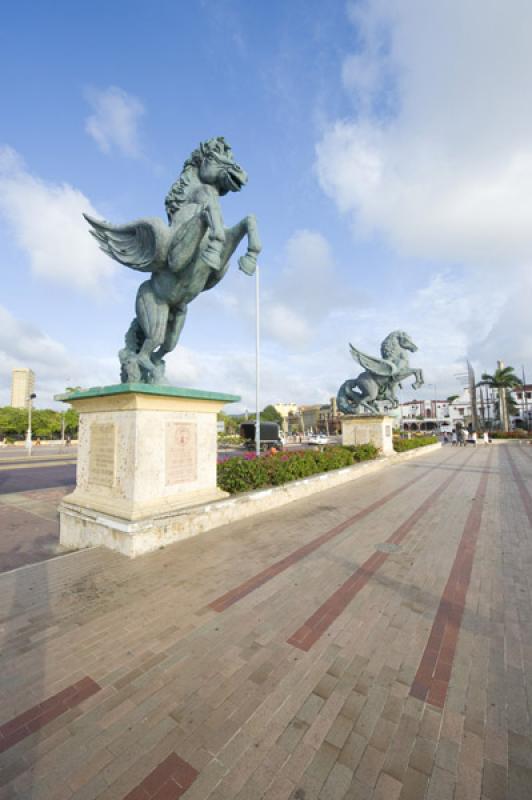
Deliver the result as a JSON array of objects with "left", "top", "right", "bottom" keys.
[
  {"left": 287, "top": 450, "right": 477, "bottom": 652},
  {"left": 505, "top": 446, "right": 532, "bottom": 526},
  {"left": 0, "top": 676, "right": 100, "bottom": 753},
  {"left": 208, "top": 452, "right": 453, "bottom": 613},
  {"left": 410, "top": 450, "right": 492, "bottom": 708},
  {"left": 123, "top": 752, "right": 198, "bottom": 800}
]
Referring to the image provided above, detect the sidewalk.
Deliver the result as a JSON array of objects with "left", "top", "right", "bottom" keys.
[
  {"left": 0, "top": 487, "right": 72, "bottom": 572},
  {"left": 0, "top": 445, "right": 531, "bottom": 799}
]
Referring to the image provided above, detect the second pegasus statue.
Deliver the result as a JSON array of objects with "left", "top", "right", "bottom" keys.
[
  {"left": 337, "top": 331, "right": 424, "bottom": 415},
  {"left": 85, "top": 136, "right": 261, "bottom": 384}
]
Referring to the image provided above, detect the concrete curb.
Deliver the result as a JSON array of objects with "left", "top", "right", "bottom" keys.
[{"left": 60, "top": 443, "right": 442, "bottom": 557}]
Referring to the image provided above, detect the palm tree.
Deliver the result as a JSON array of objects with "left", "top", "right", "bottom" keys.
[{"left": 477, "top": 364, "right": 523, "bottom": 432}]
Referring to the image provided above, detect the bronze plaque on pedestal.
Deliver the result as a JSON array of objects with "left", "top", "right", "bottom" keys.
[
  {"left": 88, "top": 423, "right": 116, "bottom": 487},
  {"left": 166, "top": 422, "right": 197, "bottom": 485}
]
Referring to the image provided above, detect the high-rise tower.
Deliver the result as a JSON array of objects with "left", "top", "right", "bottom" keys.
[{"left": 10, "top": 368, "right": 35, "bottom": 408}]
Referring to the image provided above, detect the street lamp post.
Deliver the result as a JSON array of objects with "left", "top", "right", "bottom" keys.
[
  {"left": 522, "top": 366, "right": 529, "bottom": 432},
  {"left": 26, "top": 392, "right": 37, "bottom": 456},
  {"left": 255, "top": 264, "right": 260, "bottom": 457}
]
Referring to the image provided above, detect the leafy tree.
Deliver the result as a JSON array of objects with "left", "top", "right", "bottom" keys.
[
  {"left": 446, "top": 395, "right": 459, "bottom": 405},
  {"left": 0, "top": 407, "right": 27, "bottom": 438},
  {"left": 32, "top": 410, "right": 62, "bottom": 439},
  {"left": 63, "top": 408, "right": 79, "bottom": 437},
  {"left": 478, "top": 365, "right": 523, "bottom": 431},
  {"left": 217, "top": 411, "right": 239, "bottom": 434},
  {"left": 260, "top": 405, "right": 283, "bottom": 425},
  {"left": 0, "top": 405, "right": 79, "bottom": 440}
]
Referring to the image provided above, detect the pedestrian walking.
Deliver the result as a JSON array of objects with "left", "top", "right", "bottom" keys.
[{"left": 451, "top": 430, "right": 457, "bottom": 446}]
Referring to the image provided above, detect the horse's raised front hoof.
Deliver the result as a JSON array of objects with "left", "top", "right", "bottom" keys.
[{"left": 238, "top": 254, "right": 257, "bottom": 276}]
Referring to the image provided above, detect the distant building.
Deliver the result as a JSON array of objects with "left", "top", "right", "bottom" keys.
[
  {"left": 10, "top": 368, "right": 35, "bottom": 409},
  {"left": 511, "top": 384, "right": 532, "bottom": 428},
  {"left": 273, "top": 402, "right": 299, "bottom": 432},
  {"left": 284, "top": 398, "right": 341, "bottom": 435},
  {"left": 273, "top": 402, "right": 299, "bottom": 418}
]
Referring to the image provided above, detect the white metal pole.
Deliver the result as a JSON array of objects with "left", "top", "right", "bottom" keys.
[
  {"left": 26, "top": 397, "right": 32, "bottom": 457},
  {"left": 255, "top": 264, "right": 260, "bottom": 457}
]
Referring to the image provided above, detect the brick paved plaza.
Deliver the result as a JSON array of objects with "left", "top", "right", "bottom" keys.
[{"left": 0, "top": 444, "right": 531, "bottom": 799}]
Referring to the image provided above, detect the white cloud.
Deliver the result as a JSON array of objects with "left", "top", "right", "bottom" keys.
[
  {"left": 262, "top": 229, "right": 357, "bottom": 348},
  {"left": 0, "top": 146, "right": 115, "bottom": 293},
  {"left": 316, "top": 0, "right": 532, "bottom": 266},
  {"left": 199, "top": 228, "right": 357, "bottom": 351},
  {"left": 85, "top": 86, "right": 145, "bottom": 158},
  {"left": 315, "top": 0, "right": 532, "bottom": 379},
  {"left": 166, "top": 340, "right": 343, "bottom": 413},
  {"left": 0, "top": 305, "right": 116, "bottom": 407}
]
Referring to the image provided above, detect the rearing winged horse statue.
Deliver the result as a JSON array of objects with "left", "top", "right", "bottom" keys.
[
  {"left": 337, "top": 330, "right": 424, "bottom": 415},
  {"left": 84, "top": 136, "right": 261, "bottom": 384}
]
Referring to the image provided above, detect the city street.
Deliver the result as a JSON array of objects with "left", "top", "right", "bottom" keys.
[
  {"left": 0, "top": 444, "right": 531, "bottom": 798},
  {"left": 0, "top": 460, "right": 76, "bottom": 494},
  {"left": 0, "top": 451, "right": 76, "bottom": 572}
]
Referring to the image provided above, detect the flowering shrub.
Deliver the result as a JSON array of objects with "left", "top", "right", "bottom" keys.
[
  {"left": 393, "top": 436, "right": 438, "bottom": 452},
  {"left": 217, "top": 444, "right": 378, "bottom": 494}
]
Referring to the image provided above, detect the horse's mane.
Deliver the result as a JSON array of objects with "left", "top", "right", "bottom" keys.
[
  {"left": 381, "top": 330, "right": 405, "bottom": 359},
  {"left": 164, "top": 137, "right": 232, "bottom": 222}
]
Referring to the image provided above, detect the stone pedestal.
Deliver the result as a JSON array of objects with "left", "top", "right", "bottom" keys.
[
  {"left": 58, "top": 383, "right": 239, "bottom": 557},
  {"left": 341, "top": 414, "right": 394, "bottom": 456}
]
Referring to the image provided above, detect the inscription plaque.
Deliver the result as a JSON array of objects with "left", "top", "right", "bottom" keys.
[
  {"left": 88, "top": 423, "right": 116, "bottom": 487},
  {"left": 355, "top": 425, "right": 372, "bottom": 445},
  {"left": 166, "top": 422, "right": 197, "bottom": 485}
]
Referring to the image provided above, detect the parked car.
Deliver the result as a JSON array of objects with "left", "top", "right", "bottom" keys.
[
  {"left": 307, "top": 434, "right": 330, "bottom": 445},
  {"left": 240, "top": 422, "right": 283, "bottom": 451}
]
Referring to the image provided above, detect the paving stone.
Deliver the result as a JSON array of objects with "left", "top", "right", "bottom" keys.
[
  {"left": 0, "top": 446, "right": 529, "bottom": 799},
  {"left": 373, "top": 771, "right": 403, "bottom": 800}
]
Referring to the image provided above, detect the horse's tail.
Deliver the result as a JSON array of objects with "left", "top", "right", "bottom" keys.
[
  {"left": 336, "top": 379, "right": 363, "bottom": 414},
  {"left": 119, "top": 319, "right": 145, "bottom": 383},
  {"left": 124, "top": 318, "right": 144, "bottom": 353}
]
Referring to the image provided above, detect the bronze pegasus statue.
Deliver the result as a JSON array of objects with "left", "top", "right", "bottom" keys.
[
  {"left": 85, "top": 136, "right": 261, "bottom": 384},
  {"left": 337, "top": 330, "right": 424, "bottom": 415}
]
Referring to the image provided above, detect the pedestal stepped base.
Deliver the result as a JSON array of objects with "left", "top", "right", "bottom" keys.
[
  {"left": 341, "top": 414, "right": 395, "bottom": 456},
  {"left": 57, "top": 383, "right": 239, "bottom": 557}
]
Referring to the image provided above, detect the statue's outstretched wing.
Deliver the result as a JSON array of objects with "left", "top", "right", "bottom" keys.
[
  {"left": 84, "top": 214, "right": 169, "bottom": 272},
  {"left": 349, "top": 344, "right": 395, "bottom": 377}
]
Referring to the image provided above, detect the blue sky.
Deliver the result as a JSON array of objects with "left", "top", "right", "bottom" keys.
[{"left": 1, "top": 1, "right": 531, "bottom": 410}]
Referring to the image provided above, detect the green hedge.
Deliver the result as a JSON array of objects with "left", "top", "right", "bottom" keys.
[
  {"left": 489, "top": 430, "right": 532, "bottom": 439},
  {"left": 217, "top": 444, "right": 378, "bottom": 494},
  {"left": 393, "top": 436, "right": 438, "bottom": 452},
  {"left": 217, "top": 433, "right": 244, "bottom": 447}
]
